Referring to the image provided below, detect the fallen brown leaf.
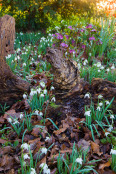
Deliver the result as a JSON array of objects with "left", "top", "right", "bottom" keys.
[
  {"left": 99, "top": 160, "right": 111, "bottom": 170},
  {"left": 91, "top": 141, "right": 103, "bottom": 156}
]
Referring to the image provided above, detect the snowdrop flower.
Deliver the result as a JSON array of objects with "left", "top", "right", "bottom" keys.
[
  {"left": 31, "top": 58, "right": 34, "bottom": 61},
  {"left": 107, "top": 125, "right": 113, "bottom": 132},
  {"left": 105, "top": 100, "right": 110, "bottom": 105},
  {"left": 21, "top": 143, "right": 30, "bottom": 151},
  {"left": 105, "top": 132, "right": 110, "bottom": 137},
  {"left": 111, "top": 64, "right": 115, "bottom": 70},
  {"left": 15, "top": 57, "right": 18, "bottom": 61},
  {"left": 17, "top": 48, "right": 20, "bottom": 52},
  {"left": 43, "top": 89, "right": 47, "bottom": 94},
  {"left": 30, "top": 168, "right": 36, "bottom": 174},
  {"left": 84, "top": 93, "right": 90, "bottom": 98},
  {"left": 97, "top": 106, "right": 101, "bottom": 111},
  {"left": 13, "top": 119, "right": 19, "bottom": 124},
  {"left": 40, "top": 81, "right": 45, "bottom": 88},
  {"left": 40, "top": 147, "right": 47, "bottom": 155},
  {"left": 23, "top": 63, "right": 26, "bottom": 67},
  {"left": 30, "top": 91, "right": 35, "bottom": 96},
  {"left": 110, "top": 149, "right": 116, "bottom": 155},
  {"left": 98, "top": 94, "right": 103, "bottom": 99},
  {"left": 39, "top": 112, "right": 43, "bottom": 116},
  {"left": 35, "top": 110, "right": 39, "bottom": 115},
  {"left": 7, "top": 117, "right": 12, "bottom": 123},
  {"left": 40, "top": 93, "right": 44, "bottom": 97},
  {"left": 110, "top": 115, "right": 114, "bottom": 119},
  {"left": 96, "top": 62, "right": 101, "bottom": 67},
  {"left": 37, "top": 88, "right": 41, "bottom": 94},
  {"left": 100, "top": 66, "right": 104, "bottom": 70},
  {"left": 50, "top": 86, "right": 55, "bottom": 90},
  {"left": 75, "top": 157, "right": 83, "bottom": 165},
  {"left": 6, "top": 54, "right": 11, "bottom": 59},
  {"left": 23, "top": 154, "right": 30, "bottom": 160},
  {"left": 38, "top": 55, "right": 41, "bottom": 58},
  {"left": 17, "top": 56, "right": 20, "bottom": 60},
  {"left": 89, "top": 53, "right": 91, "bottom": 56},
  {"left": 51, "top": 97, "right": 56, "bottom": 102},
  {"left": 106, "top": 68, "right": 110, "bottom": 72},
  {"left": 45, "top": 137, "right": 50, "bottom": 141},
  {"left": 23, "top": 94, "right": 27, "bottom": 99},
  {"left": 83, "top": 59, "right": 88, "bottom": 65},
  {"left": 44, "top": 168, "right": 50, "bottom": 174},
  {"left": 77, "top": 63, "right": 81, "bottom": 69},
  {"left": 84, "top": 110, "right": 91, "bottom": 117},
  {"left": 40, "top": 163, "right": 48, "bottom": 169},
  {"left": 98, "top": 69, "right": 101, "bottom": 72},
  {"left": 20, "top": 113, "right": 23, "bottom": 119},
  {"left": 99, "top": 102, "right": 103, "bottom": 106}
]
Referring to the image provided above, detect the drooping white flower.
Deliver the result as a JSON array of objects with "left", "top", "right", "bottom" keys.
[
  {"left": 40, "top": 147, "right": 47, "bottom": 155},
  {"left": 40, "top": 81, "right": 45, "bottom": 88},
  {"left": 6, "top": 54, "right": 11, "bottom": 59},
  {"left": 98, "top": 69, "right": 101, "bottom": 72},
  {"left": 7, "top": 117, "right": 12, "bottom": 123},
  {"left": 100, "top": 66, "right": 104, "bottom": 70},
  {"left": 111, "top": 64, "right": 115, "bottom": 70},
  {"left": 106, "top": 68, "right": 110, "bottom": 72},
  {"left": 107, "top": 125, "right": 113, "bottom": 132},
  {"left": 45, "top": 137, "right": 50, "bottom": 141},
  {"left": 98, "top": 94, "right": 103, "bottom": 99},
  {"left": 39, "top": 112, "right": 43, "bottom": 116},
  {"left": 21, "top": 143, "right": 30, "bottom": 151},
  {"left": 50, "top": 86, "right": 55, "bottom": 90},
  {"left": 99, "top": 102, "right": 103, "bottom": 106},
  {"left": 51, "top": 97, "right": 56, "bottom": 102},
  {"left": 13, "top": 119, "right": 19, "bottom": 124},
  {"left": 37, "top": 88, "right": 41, "bottom": 94},
  {"left": 97, "top": 106, "right": 101, "bottom": 111},
  {"left": 20, "top": 113, "right": 23, "bottom": 119},
  {"left": 105, "top": 132, "right": 110, "bottom": 137},
  {"left": 43, "top": 168, "right": 50, "bottom": 174},
  {"left": 105, "top": 100, "right": 110, "bottom": 105},
  {"left": 40, "top": 93, "right": 44, "bottom": 97},
  {"left": 23, "top": 63, "right": 26, "bottom": 67},
  {"left": 43, "top": 89, "right": 47, "bottom": 95},
  {"left": 39, "top": 163, "right": 48, "bottom": 169},
  {"left": 110, "top": 149, "right": 116, "bottom": 155},
  {"left": 23, "top": 94, "right": 27, "bottom": 99},
  {"left": 35, "top": 110, "right": 39, "bottom": 115},
  {"left": 84, "top": 93, "right": 90, "bottom": 99},
  {"left": 75, "top": 157, "right": 83, "bottom": 165},
  {"left": 84, "top": 110, "right": 91, "bottom": 117},
  {"left": 30, "top": 168, "right": 37, "bottom": 174},
  {"left": 83, "top": 59, "right": 88, "bottom": 66},
  {"left": 110, "top": 115, "right": 114, "bottom": 119},
  {"left": 23, "top": 154, "right": 30, "bottom": 160},
  {"left": 96, "top": 62, "right": 101, "bottom": 67}
]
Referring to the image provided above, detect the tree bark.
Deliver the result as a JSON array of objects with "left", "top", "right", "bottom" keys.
[{"left": 0, "top": 15, "right": 30, "bottom": 113}]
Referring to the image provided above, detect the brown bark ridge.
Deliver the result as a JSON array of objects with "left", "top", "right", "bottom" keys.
[
  {"left": 0, "top": 15, "right": 30, "bottom": 113},
  {"left": 46, "top": 48, "right": 84, "bottom": 96}
]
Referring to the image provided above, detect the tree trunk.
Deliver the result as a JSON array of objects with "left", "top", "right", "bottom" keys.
[{"left": 0, "top": 15, "right": 30, "bottom": 113}]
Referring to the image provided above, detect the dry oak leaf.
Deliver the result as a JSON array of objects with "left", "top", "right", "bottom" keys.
[
  {"left": 91, "top": 141, "right": 103, "bottom": 156},
  {"left": 99, "top": 160, "right": 111, "bottom": 170},
  {"left": 53, "top": 127, "right": 67, "bottom": 135}
]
